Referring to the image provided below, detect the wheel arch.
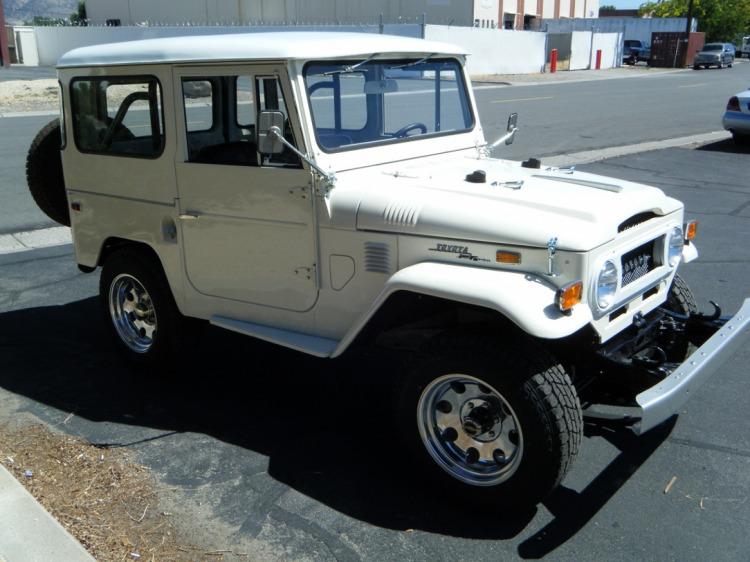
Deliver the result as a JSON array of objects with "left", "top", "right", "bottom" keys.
[
  {"left": 97, "top": 237, "right": 162, "bottom": 269},
  {"left": 331, "top": 262, "right": 592, "bottom": 358},
  {"left": 95, "top": 236, "right": 188, "bottom": 313}
]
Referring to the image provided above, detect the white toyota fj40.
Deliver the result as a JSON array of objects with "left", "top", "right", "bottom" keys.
[{"left": 27, "top": 32, "right": 749, "bottom": 507}]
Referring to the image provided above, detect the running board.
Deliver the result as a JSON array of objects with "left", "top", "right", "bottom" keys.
[{"left": 210, "top": 316, "right": 338, "bottom": 358}]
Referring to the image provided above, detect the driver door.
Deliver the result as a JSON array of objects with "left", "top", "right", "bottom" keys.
[{"left": 173, "top": 64, "right": 317, "bottom": 312}]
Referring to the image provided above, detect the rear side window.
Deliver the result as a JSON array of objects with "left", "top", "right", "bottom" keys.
[{"left": 70, "top": 76, "right": 164, "bottom": 157}]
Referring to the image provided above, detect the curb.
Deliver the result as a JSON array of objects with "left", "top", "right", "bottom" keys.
[
  {"left": 543, "top": 130, "right": 732, "bottom": 167},
  {"left": 0, "top": 464, "right": 95, "bottom": 562}
]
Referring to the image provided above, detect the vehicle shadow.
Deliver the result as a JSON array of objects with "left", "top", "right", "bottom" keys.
[
  {"left": 0, "top": 298, "right": 672, "bottom": 545},
  {"left": 697, "top": 138, "right": 750, "bottom": 154}
]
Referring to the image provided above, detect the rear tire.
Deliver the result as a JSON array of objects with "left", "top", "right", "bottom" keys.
[
  {"left": 26, "top": 119, "right": 70, "bottom": 226},
  {"left": 396, "top": 331, "right": 583, "bottom": 508},
  {"left": 99, "top": 249, "right": 201, "bottom": 368}
]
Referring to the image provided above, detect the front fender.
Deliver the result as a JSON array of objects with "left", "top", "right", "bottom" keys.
[{"left": 331, "top": 262, "right": 592, "bottom": 357}]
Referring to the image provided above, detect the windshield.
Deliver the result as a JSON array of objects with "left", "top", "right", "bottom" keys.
[
  {"left": 703, "top": 44, "right": 723, "bottom": 51},
  {"left": 304, "top": 58, "right": 474, "bottom": 152}
]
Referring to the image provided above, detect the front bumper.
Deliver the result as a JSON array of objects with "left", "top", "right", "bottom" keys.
[{"left": 584, "top": 298, "right": 750, "bottom": 434}]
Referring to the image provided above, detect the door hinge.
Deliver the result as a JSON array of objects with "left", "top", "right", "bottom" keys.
[
  {"left": 288, "top": 185, "right": 310, "bottom": 200},
  {"left": 294, "top": 265, "right": 316, "bottom": 281}
]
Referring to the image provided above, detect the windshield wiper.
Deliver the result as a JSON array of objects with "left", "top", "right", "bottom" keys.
[
  {"left": 323, "top": 53, "right": 380, "bottom": 76},
  {"left": 388, "top": 54, "right": 436, "bottom": 69}
]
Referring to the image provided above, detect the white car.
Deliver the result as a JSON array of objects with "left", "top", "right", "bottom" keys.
[
  {"left": 25, "top": 32, "right": 750, "bottom": 508},
  {"left": 723, "top": 89, "right": 750, "bottom": 144}
]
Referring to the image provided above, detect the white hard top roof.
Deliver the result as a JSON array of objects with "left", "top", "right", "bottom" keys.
[{"left": 57, "top": 31, "right": 467, "bottom": 68}]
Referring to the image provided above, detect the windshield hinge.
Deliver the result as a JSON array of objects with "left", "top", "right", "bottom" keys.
[{"left": 314, "top": 173, "right": 336, "bottom": 197}]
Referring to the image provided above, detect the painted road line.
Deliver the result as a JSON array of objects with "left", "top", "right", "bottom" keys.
[
  {"left": 0, "top": 226, "right": 71, "bottom": 255},
  {"left": 678, "top": 83, "right": 708, "bottom": 88},
  {"left": 492, "top": 96, "right": 554, "bottom": 104},
  {"left": 543, "top": 130, "right": 732, "bottom": 167}
]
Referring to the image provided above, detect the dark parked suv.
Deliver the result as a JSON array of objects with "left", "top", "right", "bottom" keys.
[{"left": 623, "top": 39, "right": 650, "bottom": 64}]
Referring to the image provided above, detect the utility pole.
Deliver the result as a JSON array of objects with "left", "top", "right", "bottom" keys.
[{"left": 685, "top": 0, "right": 694, "bottom": 34}]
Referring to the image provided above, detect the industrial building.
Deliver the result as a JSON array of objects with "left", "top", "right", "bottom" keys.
[{"left": 85, "top": 0, "right": 599, "bottom": 31}]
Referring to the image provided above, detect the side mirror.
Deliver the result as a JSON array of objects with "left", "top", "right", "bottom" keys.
[
  {"left": 258, "top": 110, "right": 286, "bottom": 154},
  {"left": 505, "top": 112, "right": 518, "bottom": 145}
]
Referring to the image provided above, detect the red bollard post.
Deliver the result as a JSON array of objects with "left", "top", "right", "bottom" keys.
[
  {"left": 595, "top": 49, "right": 602, "bottom": 70},
  {"left": 550, "top": 48, "right": 558, "bottom": 73}
]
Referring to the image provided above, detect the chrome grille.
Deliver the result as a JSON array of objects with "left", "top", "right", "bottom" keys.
[{"left": 620, "top": 239, "right": 657, "bottom": 287}]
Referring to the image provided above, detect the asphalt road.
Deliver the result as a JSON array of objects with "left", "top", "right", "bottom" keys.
[
  {"left": 0, "top": 142, "right": 748, "bottom": 560},
  {"left": 1, "top": 65, "right": 750, "bottom": 560}
]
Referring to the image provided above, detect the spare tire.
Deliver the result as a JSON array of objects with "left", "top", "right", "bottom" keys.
[{"left": 26, "top": 119, "right": 70, "bottom": 227}]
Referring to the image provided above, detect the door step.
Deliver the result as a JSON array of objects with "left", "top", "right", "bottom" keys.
[{"left": 210, "top": 316, "right": 338, "bottom": 358}]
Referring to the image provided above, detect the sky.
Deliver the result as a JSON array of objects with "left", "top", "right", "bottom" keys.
[{"left": 606, "top": 0, "right": 643, "bottom": 7}]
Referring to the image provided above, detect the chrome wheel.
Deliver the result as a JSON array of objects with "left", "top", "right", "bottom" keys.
[
  {"left": 417, "top": 374, "right": 524, "bottom": 487},
  {"left": 108, "top": 273, "right": 157, "bottom": 353}
]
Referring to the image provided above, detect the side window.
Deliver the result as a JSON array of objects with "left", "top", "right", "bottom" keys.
[
  {"left": 181, "top": 73, "right": 299, "bottom": 168},
  {"left": 183, "top": 79, "right": 213, "bottom": 132},
  {"left": 70, "top": 77, "right": 164, "bottom": 157},
  {"left": 236, "top": 76, "right": 255, "bottom": 128}
]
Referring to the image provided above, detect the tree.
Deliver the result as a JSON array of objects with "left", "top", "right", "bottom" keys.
[
  {"left": 639, "top": 0, "right": 750, "bottom": 42},
  {"left": 70, "top": 1, "right": 87, "bottom": 26},
  {"left": 600, "top": 4, "right": 617, "bottom": 10}
]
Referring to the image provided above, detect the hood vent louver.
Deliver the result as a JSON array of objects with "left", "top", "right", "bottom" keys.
[
  {"left": 383, "top": 201, "right": 421, "bottom": 228},
  {"left": 618, "top": 212, "right": 659, "bottom": 233},
  {"left": 364, "top": 242, "right": 391, "bottom": 274}
]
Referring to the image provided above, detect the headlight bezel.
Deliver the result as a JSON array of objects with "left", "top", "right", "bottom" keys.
[
  {"left": 595, "top": 258, "right": 619, "bottom": 311},
  {"left": 667, "top": 226, "right": 683, "bottom": 267}
]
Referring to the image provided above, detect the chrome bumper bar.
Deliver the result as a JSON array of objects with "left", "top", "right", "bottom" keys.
[{"left": 585, "top": 298, "right": 750, "bottom": 435}]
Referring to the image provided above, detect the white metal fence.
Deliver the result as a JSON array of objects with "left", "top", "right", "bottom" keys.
[{"left": 20, "top": 22, "right": 624, "bottom": 75}]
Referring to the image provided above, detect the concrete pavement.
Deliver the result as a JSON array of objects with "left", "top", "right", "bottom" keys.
[{"left": 0, "top": 465, "right": 95, "bottom": 562}]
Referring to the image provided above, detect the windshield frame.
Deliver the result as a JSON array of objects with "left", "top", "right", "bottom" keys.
[{"left": 303, "top": 57, "right": 476, "bottom": 154}]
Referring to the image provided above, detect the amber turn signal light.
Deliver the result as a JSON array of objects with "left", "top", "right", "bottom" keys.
[
  {"left": 684, "top": 220, "right": 698, "bottom": 241},
  {"left": 496, "top": 250, "right": 521, "bottom": 264},
  {"left": 557, "top": 281, "right": 583, "bottom": 312}
]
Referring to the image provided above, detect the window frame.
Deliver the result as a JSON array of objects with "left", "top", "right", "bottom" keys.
[
  {"left": 303, "top": 58, "right": 476, "bottom": 154},
  {"left": 69, "top": 74, "right": 166, "bottom": 159}
]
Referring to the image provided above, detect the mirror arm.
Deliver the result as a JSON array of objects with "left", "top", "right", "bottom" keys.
[
  {"left": 268, "top": 126, "right": 336, "bottom": 185},
  {"left": 487, "top": 126, "right": 518, "bottom": 152}
]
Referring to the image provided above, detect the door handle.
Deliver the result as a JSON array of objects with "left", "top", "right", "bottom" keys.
[{"left": 178, "top": 213, "right": 199, "bottom": 220}]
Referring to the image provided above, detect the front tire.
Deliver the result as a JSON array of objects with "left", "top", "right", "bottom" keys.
[
  {"left": 100, "top": 249, "right": 199, "bottom": 367},
  {"left": 663, "top": 274, "right": 698, "bottom": 362},
  {"left": 397, "top": 332, "right": 583, "bottom": 508}
]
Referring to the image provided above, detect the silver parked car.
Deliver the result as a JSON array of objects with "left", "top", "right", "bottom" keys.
[
  {"left": 693, "top": 43, "right": 735, "bottom": 69},
  {"left": 723, "top": 89, "right": 750, "bottom": 144}
]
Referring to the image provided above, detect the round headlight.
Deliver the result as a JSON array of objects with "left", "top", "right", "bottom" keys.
[
  {"left": 668, "top": 226, "right": 683, "bottom": 267},
  {"left": 596, "top": 260, "right": 618, "bottom": 310}
]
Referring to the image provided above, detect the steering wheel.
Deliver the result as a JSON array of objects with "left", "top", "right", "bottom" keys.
[{"left": 393, "top": 122, "right": 427, "bottom": 138}]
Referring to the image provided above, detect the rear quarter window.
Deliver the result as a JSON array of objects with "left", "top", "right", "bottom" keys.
[{"left": 70, "top": 76, "right": 165, "bottom": 158}]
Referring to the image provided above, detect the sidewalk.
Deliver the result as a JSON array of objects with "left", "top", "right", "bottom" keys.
[
  {"left": 0, "top": 464, "right": 95, "bottom": 562},
  {"left": 473, "top": 58, "right": 749, "bottom": 86}
]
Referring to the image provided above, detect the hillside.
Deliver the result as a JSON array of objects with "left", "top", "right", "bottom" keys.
[{"left": 3, "top": 0, "right": 78, "bottom": 24}]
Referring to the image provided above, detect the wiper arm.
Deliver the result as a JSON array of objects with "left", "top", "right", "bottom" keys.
[
  {"left": 388, "top": 54, "right": 436, "bottom": 69},
  {"left": 323, "top": 53, "right": 379, "bottom": 76}
]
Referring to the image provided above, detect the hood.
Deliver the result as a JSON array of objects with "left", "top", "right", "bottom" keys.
[{"left": 328, "top": 154, "right": 682, "bottom": 252}]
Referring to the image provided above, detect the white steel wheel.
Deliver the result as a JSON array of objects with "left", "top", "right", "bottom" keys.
[{"left": 417, "top": 374, "right": 524, "bottom": 486}]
